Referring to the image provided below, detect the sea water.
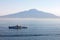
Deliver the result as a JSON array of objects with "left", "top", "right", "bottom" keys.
[{"left": 0, "top": 18, "right": 60, "bottom": 40}]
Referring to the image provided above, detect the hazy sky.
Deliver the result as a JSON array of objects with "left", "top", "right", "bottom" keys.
[{"left": 0, "top": 0, "right": 60, "bottom": 16}]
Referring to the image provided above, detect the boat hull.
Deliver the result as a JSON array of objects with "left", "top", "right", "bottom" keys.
[{"left": 9, "top": 26, "right": 27, "bottom": 29}]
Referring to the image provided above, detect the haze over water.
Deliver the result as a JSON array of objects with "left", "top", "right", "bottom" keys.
[{"left": 0, "top": 18, "right": 60, "bottom": 40}]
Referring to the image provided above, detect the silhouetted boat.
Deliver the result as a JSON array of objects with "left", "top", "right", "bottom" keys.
[{"left": 8, "top": 25, "right": 27, "bottom": 29}]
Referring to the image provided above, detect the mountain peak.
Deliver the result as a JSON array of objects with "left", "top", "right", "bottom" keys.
[
  {"left": 0, "top": 9, "right": 59, "bottom": 18},
  {"left": 29, "top": 9, "right": 38, "bottom": 12}
]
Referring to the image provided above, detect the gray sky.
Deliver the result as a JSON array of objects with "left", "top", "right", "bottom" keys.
[{"left": 0, "top": 0, "right": 60, "bottom": 16}]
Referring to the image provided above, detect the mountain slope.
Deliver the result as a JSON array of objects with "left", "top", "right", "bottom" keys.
[{"left": 0, "top": 9, "right": 59, "bottom": 18}]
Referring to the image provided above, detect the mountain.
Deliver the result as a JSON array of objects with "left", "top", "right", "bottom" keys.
[{"left": 0, "top": 9, "right": 59, "bottom": 18}]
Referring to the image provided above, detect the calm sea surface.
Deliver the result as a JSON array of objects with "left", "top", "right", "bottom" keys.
[{"left": 0, "top": 18, "right": 60, "bottom": 40}]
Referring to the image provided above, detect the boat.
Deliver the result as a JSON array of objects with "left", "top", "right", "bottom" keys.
[{"left": 8, "top": 25, "right": 27, "bottom": 29}]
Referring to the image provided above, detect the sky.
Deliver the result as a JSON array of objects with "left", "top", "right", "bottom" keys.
[{"left": 0, "top": 0, "right": 60, "bottom": 16}]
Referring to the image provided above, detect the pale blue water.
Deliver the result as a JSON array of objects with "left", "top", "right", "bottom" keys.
[{"left": 0, "top": 18, "right": 60, "bottom": 40}]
